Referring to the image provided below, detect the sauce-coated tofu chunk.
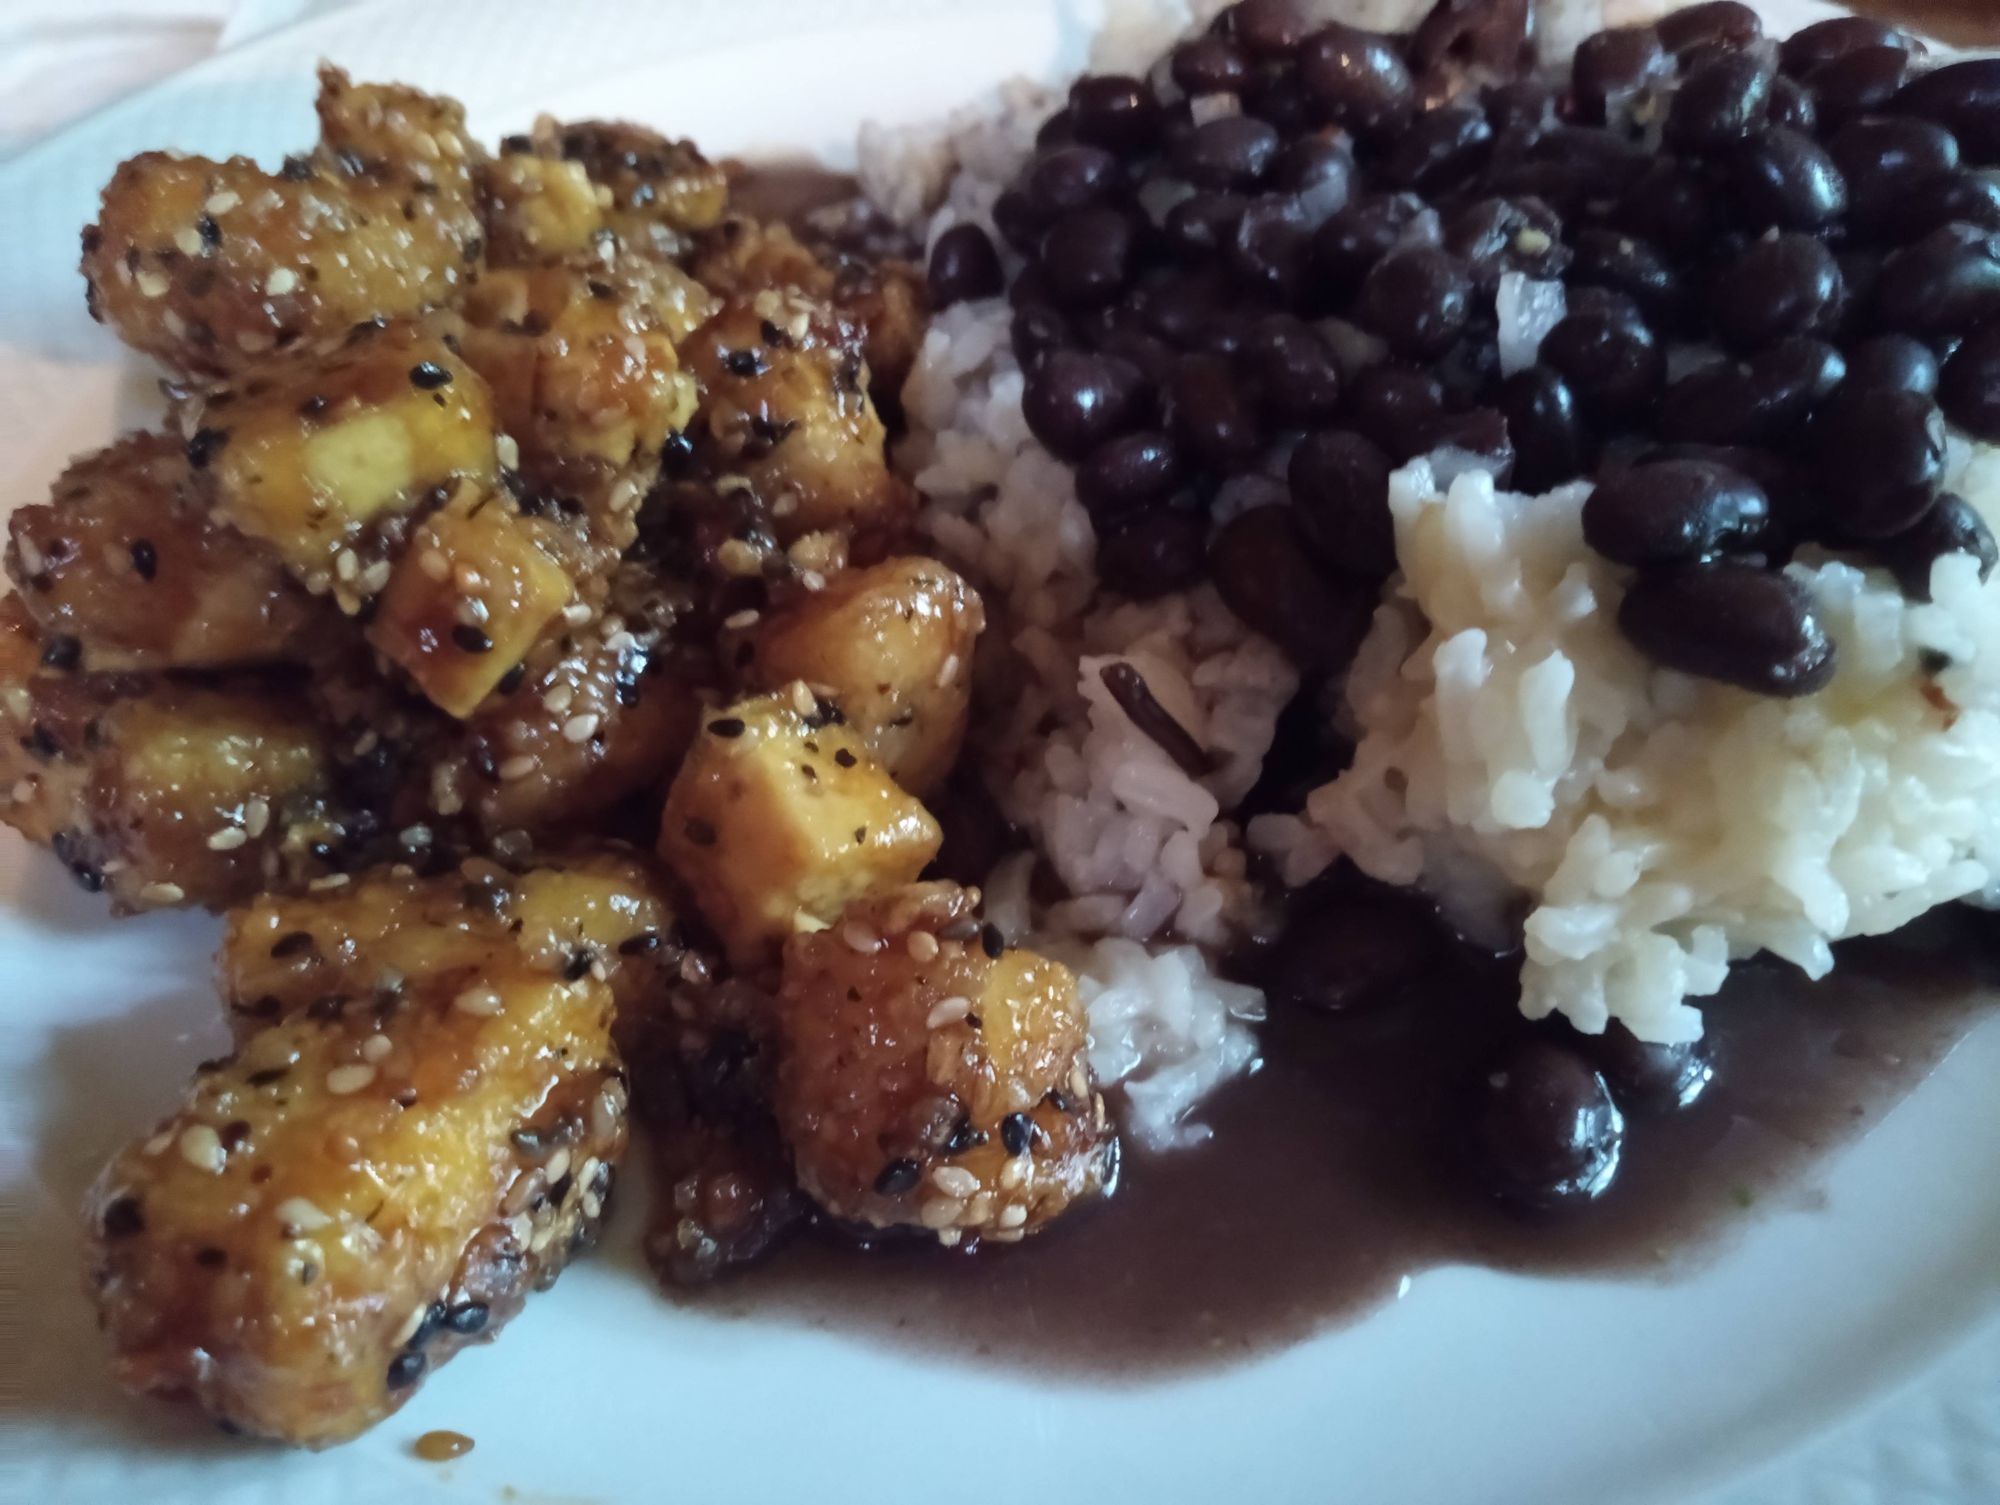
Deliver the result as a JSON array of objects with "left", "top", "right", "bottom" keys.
[
  {"left": 775, "top": 883, "right": 1116, "bottom": 1243},
  {"left": 657, "top": 687, "right": 940, "bottom": 966}
]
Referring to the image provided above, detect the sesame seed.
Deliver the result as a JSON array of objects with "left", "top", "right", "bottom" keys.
[
  {"left": 834, "top": 748, "right": 858, "bottom": 768},
  {"left": 874, "top": 1158, "right": 921, "bottom": 1195},
  {"left": 242, "top": 798, "right": 271, "bottom": 838},
  {"left": 998, "top": 1203, "right": 1028, "bottom": 1229},
  {"left": 998, "top": 1158, "right": 1027, "bottom": 1190},
  {"left": 138, "top": 882, "right": 185, "bottom": 905},
  {"left": 798, "top": 570, "right": 826, "bottom": 592},
  {"left": 409, "top": 361, "right": 453, "bottom": 390},
  {"left": 135, "top": 270, "right": 169, "bottom": 298},
  {"left": 15, "top": 535, "right": 45, "bottom": 576},
  {"left": 361, "top": 1033, "right": 393, "bottom": 1063},
  {"left": 919, "top": 1197, "right": 964, "bottom": 1229},
  {"left": 544, "top": 1147, "right": 572, "bottom": 1184},
  {"left": 562, "top": 602, "right": 594, "bottom": 627},
  {"left": 497, "top": 754, "right": 536, "bottom": 781},
  {"left": 722, "top": 609, "right": 760, "bottom": 630},
  {"left": 907, "top": 931, "right": 940, "bottom": 962},
  {"left": 307, "top": 874, "right": 351, "bottom": 891},
  {"left": 937, "top": 654, "right": 960, "bottom": 688},
  {"left": 716, "top": 539, "right": 762, "bottom": 576},
  {"left": 608, "top": 478, "right": 641, "bottom": 513},
  {"left": 203, "top": 190, "right": 241, "bottom": 215},
  {"left": 453, "top": 563, "right": 485, "bottom": 593},
  {"left": 581, "top": 1192, "right": 603, "bottom": 1219},
  {"left": 841, "top": 923, "right": 882, "bottom": 955},
  {"left": 275, "top": 1196, "right": 332, "bottom": 1234},
  {"left": 591, "top": 1081, "right": 626, "bottom": 1141},
  {"left": 325, "top": 1064, "right": 375, "bottom": 1095},
  {"left": 707, "top": 716, "right": 746, "bottom": 738},
  {"left": 178, "top": 1125, "right": 226, "bottom": 1174},
  {"left": 265, "top": 267, "right": 299, "bottom": 296},
  {"left": 561, "top": 713, "right": 600, "bottom": 743},
  {"left": 335, "top": 549, "right": 360, "bottom": 582},
  {"left": 926, "top": 996, "right": 972, "bottom": 1029},
  {"left": 454, "top": 596, "right": 489, "bottom": 627},
  {"left": 1000, "top": 1112, "right": 1034, "bottom": 1158},
  {"left": 931, "top": 1165, "right": 980, "bottom": 1198},
  {"left": 418, "top": 549, "right": 450, "bottom": 582},
  {"left": 174, "top": 227, "right": 204, "bottom": 257},
  {"left": 10, "top": 778, "right": 36, "bottom": 804},
  {"left": 361, "top": 559, "right": 392, "bottom": 593},
  {"left": 495, "top": 434, "right": 520, "bottom": 469},
  {"left": 453, "top": 624, "right": 493, "bottom": 654},
  {"left": 981, "top": 923, "right": 1006, "bottom": 959},
  {"left": 207, "top": 826, "right": 248, "bottom": 851},
  {"left": 455, "top": 985, "right": 504, "bottom": 1016}
]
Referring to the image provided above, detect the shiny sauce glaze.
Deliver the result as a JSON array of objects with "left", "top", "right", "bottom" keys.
[{"left": 692, "top": 906, "right": 1996, "bottom": 1372}]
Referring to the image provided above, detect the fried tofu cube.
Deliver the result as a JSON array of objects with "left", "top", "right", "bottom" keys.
[
  {"left": 744, "top": 558, "right": 984, "bottom": 796},
  {"left": 658, "top": 687, "right": 940, "bottom": 965},
  {"left": 775, "top": 882, "right": 1115, "bottom": 1241},
  {"left": 542, "top": 119, "right": 730, "bottom": 254},
  {"left": 202, "top": 326, "right": 497, "bottom": 598},
  {"left": 365, "top": 485, "right": 573, "bottom": 717},
  {"left": 6, "top": 433, "right": 321, "bottom": 670},
  {"left": 84, "top": 953, "right": 626, "bottom": 1446},
  {"left": 479, "top": 152, "right": 607, "bottom": 266}
]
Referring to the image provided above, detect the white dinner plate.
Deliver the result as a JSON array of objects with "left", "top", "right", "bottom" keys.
[{"left": 2, "top": 1, "right": 1998, "bottom": 1501}]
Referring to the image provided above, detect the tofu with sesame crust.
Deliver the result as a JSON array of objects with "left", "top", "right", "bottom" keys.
[{"left": 774, "top": 882, "right": 1117, "bottom": 1244}]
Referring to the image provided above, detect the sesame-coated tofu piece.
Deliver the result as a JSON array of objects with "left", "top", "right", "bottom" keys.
[
  {"left": 657, "top": 687, "right": 941, "bottom": 967},
  {"left": 775, "top": 882, "right": 1117, "bottom": 1245},
  {"left": 742, "top": 557, "right": 984, "bottom": 796},
  {"left": 5, "top": 433, "right": 322, "bottom": 671},
  {"left": 84, "top": 949, "right": 627, "bottom": 1446},
  {"left": 81, "top": 66, "right": 483, "bottom": 379},
  {"left": 538, "top": 118, "right": 731, "bottom": 257}
]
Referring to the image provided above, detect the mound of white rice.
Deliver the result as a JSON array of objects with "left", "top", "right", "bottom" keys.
[{"left": 1252, "top": 444, "right": 2000, "bottom": 1044}]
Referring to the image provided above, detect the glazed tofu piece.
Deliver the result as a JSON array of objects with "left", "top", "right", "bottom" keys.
[
  {"left": 5, "top": 433, "right": 321, "bottom": 670},
  {"left": 223, "top": 851, "right": 678, "bottom": 1034},
  {"left": 0, "top": 603, "right": 343, "bottom": 911},
  {"left": 657, "top": 686, "right": 941, "bottom": 966},
  {"left": 538, "top": 119, "right": 730, "bottom": 256},
  {"left": 84, "top": 953, "right": 627, "bottom": 1446},
  {"left": 478, "top": 151, "right": 608, "bottom": 266},
  {"left": 82, "top": 66, "right": 483, "bottom": 378},
  {"left": 742, "top": 557, "right": 983, "bottom": 796},
  {"left": 195, "top": 323, "right": 498, "bottom": 604},
  {"left": 681, "top": 290, "right": 915, "bottom": 543},
  {"left": 774, "top": 882, "right": 1116, "bottom": 1243}
]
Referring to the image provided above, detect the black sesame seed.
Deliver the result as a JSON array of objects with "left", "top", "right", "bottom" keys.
[
  {"left": 617, "top": 931, "right": 661, "bottom": 956},
  {"left": 1000, "top": 1112, "right": 1034, "bottom": 1157},
  {"left": 1045, "top": 1088, "right": 1073, "bottom": 1113},
  {"left": 510, "top": 1128, "right": 544, "bottom": 1155},
  {"left": 270, "top": 929, "right": 316, "bottom": 959},
  {"left": 563, "top": 948, "right": 594, "bottom": 982},
  {"left": 184, "top": 428, "right": 229, "bottom": 468},
  {"left": 21, "top": 723, "right": 60, "bottom": 761},
  {"left": 386, "top": 1352, "right": 427, "bottom": 1389},
  {"left": 444, "top": 1300, "right": 490, "bottom": 1334},
  {"left": 707, "top": 716, "right": 746, "bottom": 738},
  {"left": 298, "top": 394, "right": 329, "bottom": 420},
  {"left": 853, "top": 826, "right": 867, "bottom": 845},
  {"left": 722, "top": 348, "right": 766, "bottom": 377},
  {"left": 980, "top": 923, "right": 1005, "bottom": 958},
  {"left": 1920, "top": 648, "right": 1953, "bottom": 675},
  {"left": 833, "top": 748, "right": 858, "bottom": 768},
  {"left": 874, "top": 1158, "right": 922, "bottom": 1195},
  {"left": 100, "top": 1195, "right": 144, "bottom": 1238},
  {"left": 39, "top": 635, "right": 80, "bottom": 671},
  {"left": 129, "top": 538, "right": 158, "bottom": 579},
  {"left": 409, "top": 361, "right": 453, "bottom": 390},
  {"left": 194, "top": 1247, "right": 227, "bottom": 1269},
  {"left": 196, "top": 214, "right": 222, "bottom": 250},
  {"left": 942, "top": 1117, "right": 988, "bottom": 1155},
  {"left": 451, "top": 624, "right": 494, "bottom": 654},
  {"left": 404, "top": 1301, "right": 447, "bottom": 1350},
  {"left": 246, "top": 1067, "right": 289, "bottom": 1087},
  {"left": 219, "top": 1120, "right": 252, "bottom": 1152},
  {"left": 683, "top": 816, "right": 717, "bottom": 847},
  {"left": 281, "top": 153, "right": 315, "bottom": 180}
]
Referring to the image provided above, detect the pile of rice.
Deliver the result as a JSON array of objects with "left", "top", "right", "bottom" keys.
[{"left": 867, "top": 0, "right": 2000, "bottom": 1146}]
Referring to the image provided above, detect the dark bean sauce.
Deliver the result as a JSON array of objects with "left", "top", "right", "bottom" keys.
[{"left": 697, "top": 907, "right": 1995, "bottom": 1373}]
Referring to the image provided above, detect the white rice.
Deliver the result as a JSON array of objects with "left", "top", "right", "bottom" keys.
[{"left": 1251, "top": 445, "right": 2000, "bottom": 1045}]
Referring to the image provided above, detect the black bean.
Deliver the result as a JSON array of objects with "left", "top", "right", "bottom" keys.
[
  {"left": 1077, "top": 431, "right": 1184, "bottom": 526},
  {"left": 1021, "top": 349, "right": 1148, "bottom": 460},
  {"left": 1540, "top": 310, "right": 1664, "bottom": 424},
  {"left": 1765, "top": 74, "right": 1819, "bottom": 135},
  {"left": 1655, "top": 0, "right": 1761, "bottom": 56},
  {"left": 1619, "top": 563, "right": 1835, "bottom": 696},
  {"left": 1871, "top": 224, "right": 2000, "bottom": 340},
  {"left": 1612, "top": 160, "right": 1720, "bottom": 258},
  {"left": 1666, "top": 52, "right": 1774, "bottom": 155},
  {"left": 1243, "top": 315, "right": 1342, "bottom": 425},
  {"left": 1226, "top": 0, "right": 1313, "bottom": 58},
  {"left": 1879, "top": 493, "right": 1998, "bottom": 600},
  {"left": 1097, "top": 509, "right": 1208, "bottom": 599},
  {"left": 1583, "top": 459, "right": 1769, "bottom": 566},
  {"left": 1040, "top": 206, "right": 1138, "bottom": 309},
  {"left": 1296, "top": 23, "right": 1415, "bottom": 140},
  {"left": 386, "top": 1351, "right": 427, "bottom": 1390},
  {"left": 1307, "top": 192, "right": 1429, "bottom": 303},
  {"left": 1036, "top": 109, "right": 1079, "bottom": 152},
  {"left": 1900, "top": 172, "right": 2000, "bottom": 250},
  {"left": 926, "top": 224, "right": 1003, "bottom": 309},
  {"left": 1241, "top": 63, "right": 1314, "bottom": 133},
  {"left": 1271, "top": 132, "right": 1354, "bottom": 197},
  {"left": 1267, "top": 896, "right": 1439, "bottom": 1012},
  {"left": 1571, "top": 25, "right": 1670, "bottom": 125},
  {"left": 1442, "top": 196, "right": 1569, "bottom": 293},
  {"left": 1567, "top": 228, "right": 1687, "bottom": 333},
  {"left": 1097, "top": 324, "right": 1181, "bottom": 392},
  {"left": 1378, "top": 104, "right": 1493, "bottom": 193},
  {"left": 1637, "top": 442, "right": 1814, "bottom": 543},
  {"left": 1069, "top": 74, "right": 1162, "bottom": 154},
  {"left": 1709, "top": 233, "right": 1845, "bottom": 351},
  {"left": 1497, "top": 366, "right": 1588, "bottom": 492},
  {"left": 1403, "top": 406, "right": 1515, "bottom": 488},
  {"left": 1726, "top": 127, "right": 1847, "bottom": 231},
  {"left": 992, "top": 188, "right": 1042, "bottom": 255},
  {"left": 1429, "top": 329, "right": 1501, "bottom": 411},
  {"left": 1747, "top": 336, "right": 1848, "bottom": 436},
  {"left": 1483, "top": 77, "right": 1558, "bottom": 134},
  {"left": 1173, "top": 35, "right": 1250, "bottom": 96},
  {"left": 1780, "top": 16, "right": 1917, "bottom": 79},
  {"left": 1358, "top": 246, "right": 1472, "bottom": 361},
  {"left": 1467, "top": 1040, "right": 1625, "bottom": 1214},
  {"left": 1829, "top": 117, "right": 1960, "bottom": 232},
  {"left": 1289, "top": 428, "right": 1394, "bottom": 579},
  {"left": 1172, "top": 115, "right": 1281, "bottom": 190},
  {"left": 1162, "top": 190, "right": 1247, "bottom": 261},
  {"left": 1807, "top": 46, "right": 1911, "bottom": 126},
  {"left": 1845, "top": 332, "right": 1940, "bottom": 397},
  {"left": 1169, "top": 351, "right": 1263, "bottom": 468},
  {"left": 1815, "top": 387, "right": 1946, "bottom": 539},
  {"left": 1209, "top": 505, "right": 1376, "bottom": 671},
  {"left": 1575, "top": 1024, "right": 1714, "bottom": 1115},
  {"left": 1895, "top": 58, "right": 2000, "bottom": 166},
  {"left": 1349, "top": 365, "right": 1449, "bottom": 460},
  {"left": 1226, "top": 194, "right": 1311, "bottom": 302},
  {"left": 1941, "top": 322, "right": 2000, "bottom": 440},
  {"left": 1023, "top": 145, "right": 1120, "bottom": 219},
  {"left": 1009, "top": 304, "right": 1070, "bottom": 369}
]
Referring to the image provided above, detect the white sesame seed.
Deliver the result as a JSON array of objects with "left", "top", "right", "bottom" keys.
[
  {"left": 998, "top": 1204, "right": 1028, "bottom": 1229},
  {"left": 236, "top": 329, "right": 275, "bottom": 354},
  {"left": 325, "top": 1064, "right": 375, "bottom": 1094},
  {"left": 919, "top": 1198, "right": 964, "bottom": 1229},
  {"left": 931, "top": 1165, "right": 980, "bottom": 1198},
  {"left": 275, "top": 1196, "right": 332, "bottom": 1234},
  {"left": 678, "top": 952, "right": 711, "bottom": 985},
  {"left": 999, "top": 1158, "right": 1027, "bottom": 1191},
  {"left": 716, "top": 474, "right": 752, "bottom": 496},
  {"left": 399, "top": 823, "right": 433, "bottom": 847},
  {"left": 841, "top": 923, "right": 883, "bottom": 955},
  {"left": 722, "top": 608, "right": 761, "bottom": 631},
  {"left": 591, "top": 1082, "right": 625, "bottom": 1141},
  {"left": 143, "top": 1131, "right": 174, "bottom": 1157},
  {"left": 508, "top": 1213, "right": 534, "bottom": 1248},
  {"left": 353, "top": 730, "right": 379, "bottom": 756},
  {"left": 497, "top": 754, "right": 537, "bottom": 781},
  {"left": 543, "top": 684, "right": 575, "bottom": 714},
  {"left": 798, "top": 570, "right": 826, "bottom": 592},
  {"left": 361, "top": 1033, "right": 393, "bottom": 1063},
  {"left": 544, "top": 1147, "right": 572, "bottom": 1184},
  {"left": 391, "top": 1302, "right": 432, "bottom": 1346},
  {"left": 936, "top": 654, "right": 960, "bottom": 688},
  {"left": 926, "top": 996, "right": 972, "bottom": 1029},
  {"left": 138, "top": 882, "right": 185, "bottom": 905},
  {"left": 603, "top": 630, "right": 637, "bottom": 655},
  {"left": 454, "top": 563, "right": 486, "bottom": 593},
  {"left": 418, "top": 548, "right": 451, "bottom": 582},
  {"left": 242, "top": 797, "right": 271, "bottom": 838},
  {"left": 360, "top": 559, "right": 392, "bottom": 594},
  {"left": 178, "top": 1125, "right": 226, "bottom": 1174},
  {"left": 562, "top": 602, "right": 594, "bottom": 627},
  {"left": 608, "top": 478, "right": 642, "bottom": 513},
  {"left": 335, "top": 549, "right": 360, "bottom": 583},
  {"left": 135, "top": 270, "right": 170, "bottom": 298},
  {"left": 561, "top": 712, "right": 600, "bottom": 743},
  {"left": 529, "top": 1222, "right": 556, "bottom": 1254},
  {"left": 307, "top": 874, "right": 351, "bottom": 891},
  {"left": 717, "top": 539, "right": 762, "bottom": 576},
  {"left": 10, "top": 777, "right": 36, "bottom": 804},
  {"left": 455, "top": 596, "right": 490, "bottom": 626},
  {"left": 455, "top": 985, "right": 504, "bottom": 1016},
  {"left": 581, "top": 1191, "right": 603, "bottom": 1219},
  {"left": 495, "top": 434, "right": 521, "bottom": 470},
  {"left": 265, "top": 267, "right": 299, "bottom": 296},
  {"left": 14, "top": 535, "right": 44, "bottom": 576},
  {"left": 206, "top": 826, "right": 248, "bottom": 851},
  {"left": 907, "top": 931, "right": 940, "bottom": 962},
  {"left": 204, "top": 190, "right": 241, "bottom": 215},
  {"left": 174, "top": 227, "right": 205, "bottom": 257}
]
